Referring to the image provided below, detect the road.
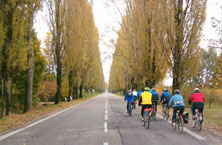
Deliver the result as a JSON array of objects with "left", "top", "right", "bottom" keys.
[{"left": 0, "top": 93, "right": 215, "bottom": 145}]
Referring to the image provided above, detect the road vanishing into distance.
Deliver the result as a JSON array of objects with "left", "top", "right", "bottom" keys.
[{"left": 0, "top": 93, "right": 216, "bottom": 145}]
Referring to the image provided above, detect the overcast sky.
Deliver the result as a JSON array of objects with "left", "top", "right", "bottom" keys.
[{"left": 34, "top": 0, "right": 222, "bottom": 84}]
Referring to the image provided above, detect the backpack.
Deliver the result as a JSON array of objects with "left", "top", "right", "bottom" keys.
[{"left": 152, "top": 95, "right": 158, "bottom": 100}]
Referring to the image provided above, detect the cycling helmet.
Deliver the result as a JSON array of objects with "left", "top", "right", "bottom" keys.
[
  {"left": 163, "top": 88, "right": 168, "bottom": 92},
  {"left": 174, "top": 89, "right": 180, "bottom": 94},
  {"left": 151, "top": 88, "right": 155, "bottom": 91},
  {"left": 128, "top": 92, "right": 132, "bottom": 96},
  {"left": 194, "top": 88, "right": 199, "bottom": 91},
  {"left": 144, "top": 87, "right": 150, "bottom": 91}
]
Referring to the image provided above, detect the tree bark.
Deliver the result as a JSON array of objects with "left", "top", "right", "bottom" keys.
[
  {"left": 72, "top": 85, "right": 78, "bottom": 99},
  {"left": 172, "top": 0, "right": 184, "bottom": 94},
  {"left": 55, "top": 0, "right": 62, "bottom": 104},
  {"left": 1, "top": 5, "right": 13, "bottom": 117},
  {"left": 79, "top": 81, "right": 83, "bottom": 98},
  {"left": 1, "top": 79, "right": 6, "bottom": 118},
  {"left": 68, "top": 71, "right": 73, "bottom": 102},
  {"left": 24, "top": 7, "right": 35, "bottom": 113}
]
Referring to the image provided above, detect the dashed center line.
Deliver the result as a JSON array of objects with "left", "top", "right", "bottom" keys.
[
  {"left": 104, "top": 122, "right": 108, "bottom": 134},
  {"left": 105, "top": 114, "right": 108, "bottom": 121},
  {"left": 104, "top": 94, "right": 108, "bottom": 145}
]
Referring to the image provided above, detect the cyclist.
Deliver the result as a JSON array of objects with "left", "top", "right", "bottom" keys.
[
  {"left": 124, "top": 90, "right": 135, "bottom": 113},
  {"left": 138, "top": 87, "right": 152, "bottom": 121},
  {"left": 137, "top": 89, "right": 143, "bottom": 100},
  {"left": 160, "top": 89, "right": 171, "bottom": 112},
  {"left": 168, "top": 89, "right": 185, "bottom": 122},
  {"left": 150, "top": 88, "right": 159, "bottom": 111},
  {"left": 189, "top": 88, "right": 205, "bottom": 122},
  {"left": 132, "top": 89, "right": 138, "bottom": 108}
]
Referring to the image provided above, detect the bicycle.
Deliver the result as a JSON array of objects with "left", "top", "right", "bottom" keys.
[
  {"left": 133, "top": 98, "right": 137, "bottom": 109},
  {"left": 192, "top": 109, "right": 203, "bottom": 131},
  {"left": 143, "top": 107, "right": 152, "bottom": 129},
  {"left": 127, "top": 101, "right": 134, "bottom": 117},
  {"left": 162, "top": 104, "right": 169, "bottom": 120},
  {"left": 151, "top": 104, "right": 157, "bottom": 120},
  {"left": 172, "top": 110, "right": 184, "bottom": 134}
]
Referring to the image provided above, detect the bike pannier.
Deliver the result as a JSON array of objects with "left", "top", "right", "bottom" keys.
[{"left": 183, "top": 112, "right": 189, "bottom": 124}]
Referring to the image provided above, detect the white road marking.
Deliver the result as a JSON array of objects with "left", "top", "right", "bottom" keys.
[
  {"left": 156, "top": 114, "right": 206, "bottom": 140},
  {"left": 0, "top": 103, "right": 80, "bottom": 141},
  {"left": 105, "top": 114, "right": 108, "bottom": 121},
  {"left": 104, "top": 122, "right": 108, "bottom": 134},
  {"left": 104, "top": 94, "right": 108, "bottom": 145},
  {"left": 0, "top": 95, "right": 101, "bottom": 142}
]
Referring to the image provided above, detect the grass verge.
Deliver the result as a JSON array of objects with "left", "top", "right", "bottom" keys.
[{"left": 0, "top": 93, "right": 99, "bottom": 134}]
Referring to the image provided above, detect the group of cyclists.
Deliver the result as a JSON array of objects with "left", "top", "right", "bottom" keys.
[{"left": 124, "top": 87, "right": 205, "bottom": 124}]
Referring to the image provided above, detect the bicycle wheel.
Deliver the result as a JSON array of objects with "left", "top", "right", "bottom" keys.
[
  {"left": 129, "top": 106, "right": 132, "bottom": 116},
  {"left": 147, "top": 112, "right": 150, "bottom": 129},
  {"left": 143, "top": 113, "right": 146, "bottom": 126},
  {"left": 166, "top": 108, "right": 169, "bottom": 120},
  {"left": 162, "top": 110, "right": 166, "bottom": 120},
  {"left": 178, "top": 116, "right": 184, "bottom": 133},
  {"left": 162, "top": 105, "right": 166, "bottom": 120},
  {"left": 128, "top": 104, "right": 132, "bottom": 116},
  {"left": 153, "top": 112, "right": 156, "bottom": 121},
  {"left": 172, "top": 120, "right": 176, "bottom": 130},
  {"left": 196, "top": 116, "right": 202, "bottom": 131},
  {"left": 192, "top": 116, "right": 197, "bottom": 128}
]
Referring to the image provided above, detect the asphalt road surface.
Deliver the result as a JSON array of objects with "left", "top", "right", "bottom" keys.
[{"left": 0, "top": 93, "right": 216, "bottom": 145}]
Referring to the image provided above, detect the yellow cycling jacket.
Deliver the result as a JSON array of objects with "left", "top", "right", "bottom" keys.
[{"left": 141, "top": 91, "right": 152, "bottom": 105}]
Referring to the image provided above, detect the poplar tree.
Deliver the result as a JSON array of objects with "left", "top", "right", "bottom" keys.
[
  {"left": 24, "top": 0, "right": 42, "bottom": 113},
  {"left": 1, "top": 0, "right": 27, "bottom": 117}
]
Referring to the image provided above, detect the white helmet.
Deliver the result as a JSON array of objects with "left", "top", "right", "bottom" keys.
[{"left": 194, "top": 88, "right": 199, "bottom": 91}]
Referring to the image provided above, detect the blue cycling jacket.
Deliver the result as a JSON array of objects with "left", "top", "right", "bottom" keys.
[
  {"left": 151, "top": 90, "right": 159, "bottom": 100},
  {"left": 160, "top": 91, "right": 171, "bottom": 102},
  {"left": 168, "top": 94, "right": 185, "bottom": 107},
  {"left": 124, "top": 93, "right": 135, "bottom": 104},
  {"left": 138, "top": 90, "right": 143, "bottom": 97}
]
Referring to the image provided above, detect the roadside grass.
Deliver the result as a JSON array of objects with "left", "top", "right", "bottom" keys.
[{"left": 0, "top": 93, "right": 99, "bottom": 134}]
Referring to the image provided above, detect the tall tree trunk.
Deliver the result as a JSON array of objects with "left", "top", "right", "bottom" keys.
[
  {"left": 72, "top": 85, "right": 78, "bottom": 99},
  {"left": 55, "top": 60, "right": 62, "bottom": 104},
  {"left": 172, "top": 60, "right": 181, "bottom": 93},
  {"left": 79, "top": 81, "right": 83, "bottom": 98},
  {"left": 5, "top": 77, "right": 11, "bottom": 115},
  {"left": 68, "top": 71, "right": 73, "bottom": 102},
  {"left": 172, "top": 0, "right": 184, "bottom": 93},
  {"left": 55, "top": 0, "right": 62, "bottom": 104},
  {"left": 1, "top": 6, "right": 13, "bottom": 117},
  {"left": 24, "top": 9, "right": 34, "bottom": 113},
  {"left": 1, "top": 79, "right": 6, "bottom": 118}
]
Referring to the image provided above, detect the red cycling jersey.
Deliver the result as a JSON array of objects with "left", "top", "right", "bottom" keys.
[{"left": 190, "top": 93, "right": 205, "bottom": 103}]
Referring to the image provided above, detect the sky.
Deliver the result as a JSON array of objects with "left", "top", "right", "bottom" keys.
[{"left": 34, "top": 0, "right": 222, "bottom": 85}]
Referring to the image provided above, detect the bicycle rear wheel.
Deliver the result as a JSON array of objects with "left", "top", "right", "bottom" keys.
[
  {"left": 166, "top": 108, "right": 169, "bottom": 120},
  {"left": 172, "top": 120, "right": 176, "bottom": 130},
  {"left": 196, "top": 116, "right": 202, "bottom": 131},
  {"left": 178, "top": 116, "right": 184, "bottom": 133},
  {"left": 192, "top": 117, "right": 197, "bottom": 128},
  {"left": 162, "top": 110, "right": 166, "bottom": 120},
  {"left": 143, "top": 113, "right": 146, "bottom": 126},
  {"left": 147, "top": 112, "right": 150, "bottom": 129}
]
